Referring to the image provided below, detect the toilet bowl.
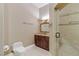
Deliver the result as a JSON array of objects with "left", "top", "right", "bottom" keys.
[{"left": 12, "top": 42, "right": 26, "bottom": 56}]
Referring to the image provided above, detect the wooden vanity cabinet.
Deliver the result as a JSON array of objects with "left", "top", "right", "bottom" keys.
[{"left": 34, "top": 35, "right": 49, "bottom": 51}]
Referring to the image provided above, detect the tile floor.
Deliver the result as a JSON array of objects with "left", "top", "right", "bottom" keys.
[{"left": 6, "top": 44, "right": 52, "bottom": 56}]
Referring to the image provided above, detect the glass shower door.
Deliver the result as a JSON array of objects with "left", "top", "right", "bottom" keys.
[
  {"left": 56, "top": 3, "right": 79, "bottom": 56},
  {"left": 59, "top": 23, "right": 79, "bottom": 56}
]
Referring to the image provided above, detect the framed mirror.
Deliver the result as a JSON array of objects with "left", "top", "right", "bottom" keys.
[{"left": 40, "top": 20, "right": 49, "bottom": 33}]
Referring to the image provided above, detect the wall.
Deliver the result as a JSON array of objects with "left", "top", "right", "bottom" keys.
[
  {"left": 0, "top": 4, "right": 4, "bottom": 55},
  {"left": 49, "top": 3, "right": 57, "bottom": 55},
  {"left": 4, "top": 4, "right": 39, "bottom": 47},
  {"left": 39, "top": 4, "right": 49, "bottom": 20},
  {"left": 4, "top": 4, "right": 9, "bottom": 45},
  {"left": 59, "top": 3, "right": 79, "bottom": 55}
]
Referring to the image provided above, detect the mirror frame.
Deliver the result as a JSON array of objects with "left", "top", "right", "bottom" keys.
[{"left": 40, "top": 20, "right": 49, "bottom": 33}]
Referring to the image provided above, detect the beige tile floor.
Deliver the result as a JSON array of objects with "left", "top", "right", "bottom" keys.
[{"left": 6, "top": 44, "right": 52, "bottom": 56}]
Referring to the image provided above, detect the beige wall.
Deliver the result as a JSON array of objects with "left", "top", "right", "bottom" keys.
[
  {"left": 4, "top": 4, "right": 39, "bottom": 47},
  {"left": 39, "top": 4, "right": 49, "bottom": 19},
  {"left": 4, "top": 4, "right": 9, "bottom": 45},
  {"left": 49, "top": 3, "right": 57, "bottom": 55},
  {"left": 0, "top": 4, "right": 4, "bottom": 55}
]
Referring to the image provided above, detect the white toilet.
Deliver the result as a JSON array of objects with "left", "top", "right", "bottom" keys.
[{"left": 12, "top": 42, "right": 26, "bottom": 56}]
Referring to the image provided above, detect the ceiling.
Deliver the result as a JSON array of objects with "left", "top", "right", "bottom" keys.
[{"left": 32, "top": 3, "right": 48, "bottom": 8}]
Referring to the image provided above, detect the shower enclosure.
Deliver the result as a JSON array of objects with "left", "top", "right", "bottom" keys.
[{"left": 54, "top": 3, "right": 79, "bottom": 56}]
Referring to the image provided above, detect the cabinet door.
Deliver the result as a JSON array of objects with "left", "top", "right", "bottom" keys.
[
  {"left": 41, "top": 36, "right": 45, "bottom": 49},
  {"left": 35, "top": 35, "right": 38, "bottom": 45},
  {"left": 44, "top": 36, "right": 49, "bottom": 50},
  {"left": 35, "top": 35, "right": 49, "bottom": 51},
  {"left": 41, "top": 36, "right": 49, "bottom": 51},
  {"left": 35, "top": 35, "right": 41, "bottom": 47}
]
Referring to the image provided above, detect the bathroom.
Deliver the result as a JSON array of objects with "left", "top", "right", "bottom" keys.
[
  {"left": 0, "top": 3, "right": 79, "bottom": 56},
  {"left": 0, "top": 3, "right": 51, "bottom": 56}
]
